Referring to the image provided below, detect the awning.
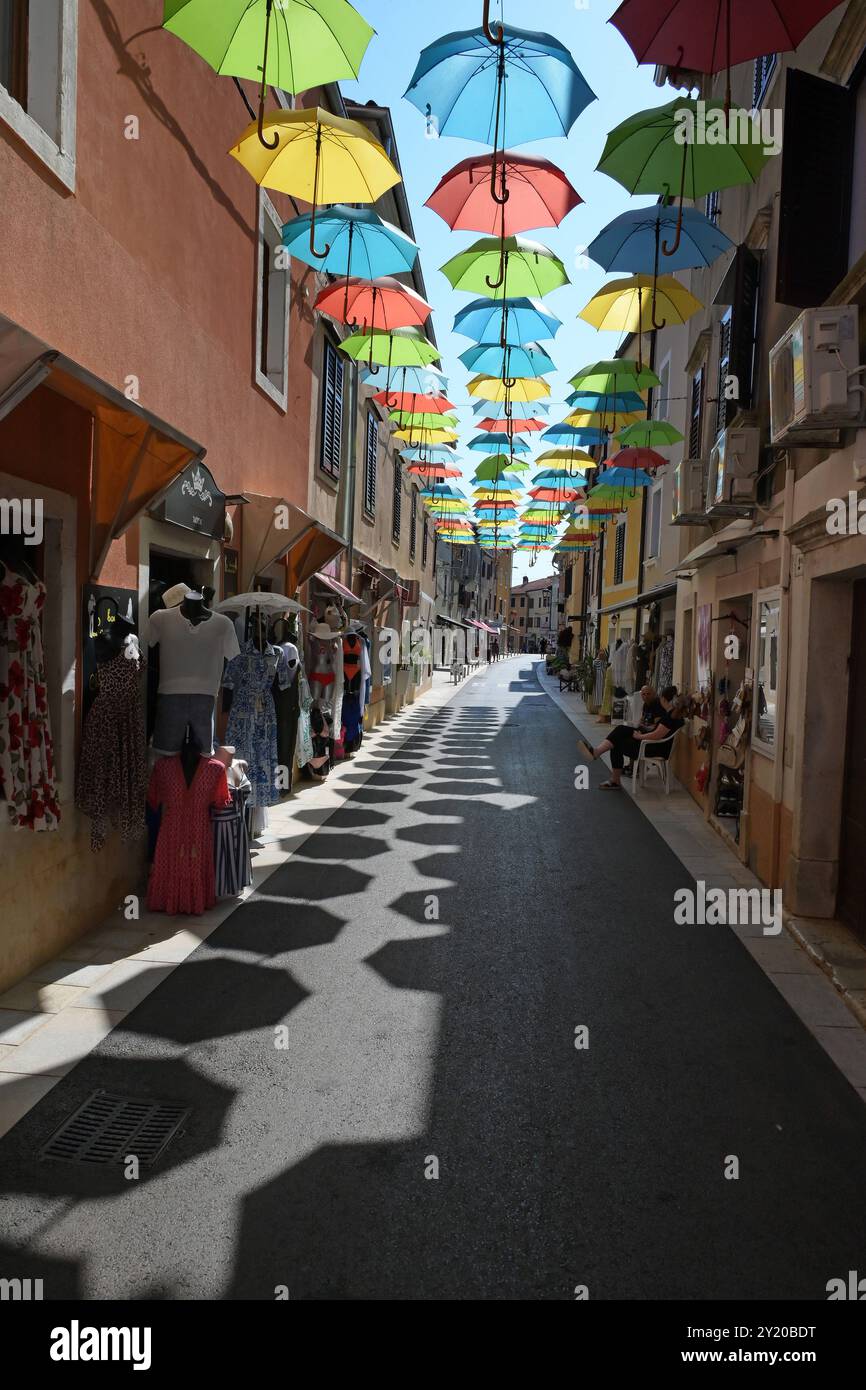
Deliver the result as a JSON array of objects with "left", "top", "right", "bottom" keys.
[
  {"left": 635, "top": 582, "right": 678, "bottom": 606},
  {"left": 0, "top": 315, "right": 205, "bottom": 581},
  {"left": 312, "top": 571, "right": 362, "bottom": 605},
  {"left": 675, "top": 521, "right": 780, "bottom": 573},
  {"left": 241, "top": 494, "right": 345, "bottom": 592},
  {"left": 358, "top": 556, "right": 409, "bottom": 599},
  {"left": 435, "top": 612, "right": 470, "bottom": 630}
]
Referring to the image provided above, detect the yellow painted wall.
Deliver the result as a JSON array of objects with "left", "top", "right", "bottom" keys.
[{"left": 600, "top": 494, "right": 642, "bottom": 646}]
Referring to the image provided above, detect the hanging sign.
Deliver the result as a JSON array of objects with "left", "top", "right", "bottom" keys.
[{"left": 157, "top": 460, "right": 226, "bottom": 539}]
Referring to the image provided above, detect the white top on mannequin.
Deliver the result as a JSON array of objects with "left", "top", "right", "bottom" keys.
[{"left": 145, "top": 605, "right": 240, "bottom": 696}]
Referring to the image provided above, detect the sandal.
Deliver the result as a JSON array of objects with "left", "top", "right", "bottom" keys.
[{"left": 598, "top": 781, "right": 621, "bottom": 790}]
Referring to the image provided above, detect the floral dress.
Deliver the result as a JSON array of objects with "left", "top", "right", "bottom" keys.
[
  {"left": 75, "top": 641, "right": 148, "bottom": 852},
  {"left": 223, "top": 641, "right": 289, "bottom": 807},
  {"left": 0, "top": 566, "right": 60, "bottom": 831},
  {"left": 147, "top": 756, "right": 231, "bottom": 915}
]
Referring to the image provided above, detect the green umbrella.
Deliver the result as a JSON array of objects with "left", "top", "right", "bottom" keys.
[
  {"left": 473, "top": 457, "right": 530, "bottom": 480},
  {"left": 570, "top": 359, "right": 660, "bottom": 396},
  {"left": 340, "top": 327, "right": 441, "bottom": 368},
  {"left": 598, "top": 96, "right": 774, "bottom": 256},
  {"left": 389, "top": 410, "right": 459, "bottom": 430},
  {"left": 440, "top": 236, "right": 569, "bottom": 300},
  {"left": 618, "top": 419, "right": 684, "bottom": 448},
  {"left": 163, "top": 0, "right": 374, "bottom": 147}
]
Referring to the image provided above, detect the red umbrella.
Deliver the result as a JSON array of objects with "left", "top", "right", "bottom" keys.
[
  {"left": 373, "top": 391, "right": 456, "bottom": 414},
  {"left": 610, "top": 0, "right": 841, "bottom": 106},
  {"left": 314, "top": 276, "right": 432, "bottom": 331},
  {"left": 426, "top": 152, "right": 582, "bottom": 236},
  {"left": 476, "top": 416, "right": 546, "bottom": 434},
  {"left": 610, "top": 446, "right": 668, "bottom": 472}
]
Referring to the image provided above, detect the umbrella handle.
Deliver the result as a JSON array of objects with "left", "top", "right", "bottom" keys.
[
  {"left": 490, "top": 152, "right": 510, "bottom": 206},
  {"left": 309, "top": 130, "right": 332, "bottom": 260},
  {"left": 651, "top": 301, "right": 667, "bottom": 332},
  {"left": 257, "top": 99, "right": 279, "bottom": 150},
  {"left": 256, "top": 0, "right": 280, "bottom": 149},
  {"left": 662, "top": 142, "right": 687, "bottom": 257},
  {"left": 483, "top": 1, "right": 504, "bottom": 44},
  {"left": 485, "top": 244, "right": 507, "bottom": 291}
]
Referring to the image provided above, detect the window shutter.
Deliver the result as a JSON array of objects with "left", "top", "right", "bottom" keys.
[
  {"left": 753, "top": 54, "right": 776, "bottom": 109},
  {"left": 392, "top": 458, "right": 402, "bottom": 541},
  {"left": 776, "top": 68, "right": 855, "bottom": 308},
  {"left": 422, "top": 518, "right": 429, "bottom": 567},
  {"left": 320, "top": 340, "right": 344, "bottom": 478},
  {"left": 715, "top": 311, "right": 732, "bottom": 438},
  {"left": 688, "top": 367, "right": 704, "bottom": 459},
  {"left": 363, "top": 413, "right": 378, "bottom": 514},
  {"left": 410, "top": 488, "right": 417, "bottom": 560},
  {"left": 614, "top": 520, "right": 626, "bottom": 584},
  {"left": 729, "top": 247, "right": 761, "bottom": 417}
]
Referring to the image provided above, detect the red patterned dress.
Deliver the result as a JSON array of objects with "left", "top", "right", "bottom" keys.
[
  {"left": 0, "top": 567, "right": 60, "bottom": 831},
  {"left": 146, "top": 756, "right": 231, "bottom": 915}
]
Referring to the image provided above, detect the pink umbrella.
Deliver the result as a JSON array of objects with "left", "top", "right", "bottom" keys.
[{"left": 314, "top": 276, "right": 432, "bottom": 332}]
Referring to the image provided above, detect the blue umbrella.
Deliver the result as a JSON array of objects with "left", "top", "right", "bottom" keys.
[
  {"left": 399, "top": 443, "right": 459, "bottom": 463},
  {"left": 454, "top": 296, "right": 562, "bottom": 344},
  {"left": 467, "top": 434, "right": 532, "bottom": 453},
  {"left": 361, "top": 364, "right": 448, "bottom": 394},
  {"left": 282, "top": 205, "right": 419, "bottom": 277},
  {"left": 566, "top": 390, "right": 646, "bottom": 414},
  {"left": 472, "top": 397, "right": 549, "bottom": 418},
  {"left": 595, "top": 467, "right": 654, "bottom": 488},
  {"left": 587, "top": 205, "right": 734, "bottom": 275},
  {"left": 404, "top": 25, "right": 596, "bottom": 148},
  {"left": 459, "top": 342, "right": 556, "bottom": 378},
  {"left": 543, "top": 424, "right": 607, "bottom": 448}
]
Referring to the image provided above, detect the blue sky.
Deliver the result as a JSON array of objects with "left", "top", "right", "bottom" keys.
[{"left": 342, "top": 0, "right": 669, "bottom": 579}]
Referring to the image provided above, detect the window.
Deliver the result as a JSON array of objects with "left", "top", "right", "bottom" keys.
[
  {"left": 753, "top": 53, "right": 777, "bottom": 109},
  {"left": 688, "top": 366, "right": 705, "bottom": 459},
  {"left": 654, "top": 355, "right": 671, "bottom": 422},
  {"left": 716, "top": 308, "right": 732, "bottom": 438},
  {"left": 392, "top": 457, "right": 402, "bottom": 543},
  {"left": 613, "top": 518, "right": 626, "bottom": 585},
  {"left": 256, "top": 192, "right": 290, "bottom": 409},
  {"left": 753, "top": 592, "right": 781, "bottom": 755},
  {"left": 564, "top": 566, "right": 573, "bottom": 598},
  {"left": 422, "top": 516, "right": 429, "bottom": 568},
  {"left": 363, "top": 413, "right": 378, "bottom": 516},
  {"left": 0, "top": 0, "right": 76, "bottom": 188},
  {"left": 319, "top": 338, "right": 344, "bottom": 480},
  {"left": 520, "top": 595, "right": 526, "bottom": 607},
  {"left": 648, "top": 486, "right": 662, "bottom": 560},
  {"left": 409, "top": 487, "right": 417, "bottom": 560}
]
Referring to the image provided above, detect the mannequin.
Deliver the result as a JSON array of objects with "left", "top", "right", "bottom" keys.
[
  {"left": 180, "top": 592, "right": 212, "bottom": 626},
  {"left": 76, "top": 612, "right": 147, "bottom": 852},
  {"left": 180, "top": 724, "right": 203, "bottom": 786},
  {"left": 146, "top": 730, "right": 231, "bottom": 915},
  {"left": 0, "top": 537, "right": 60, "bottom": 831},
  {"left": 147, "top": 587, "right": 239, "bottom": 756}
]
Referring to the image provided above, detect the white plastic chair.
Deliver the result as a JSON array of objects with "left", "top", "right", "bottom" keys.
[{"left": 631, "top": 727, "right": 682, "bottom": 795}]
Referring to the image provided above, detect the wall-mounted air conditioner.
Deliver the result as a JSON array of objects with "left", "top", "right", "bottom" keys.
[
  {"left": 769, "top": 306, "right": 861, "bottom": 445},
  {"left": 672, "top": 458, "right": 709, "bottom": 525},
  {"left": 706, "top": 427, "right": 761, "bottom": 517}
]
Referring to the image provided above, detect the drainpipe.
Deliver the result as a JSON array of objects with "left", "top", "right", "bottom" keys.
[
  {"left": 771, "top": 456, "right": 794, "bottom": 890},
  {"left": 343, "top": 360, "right": 359, "bottom": 588}
]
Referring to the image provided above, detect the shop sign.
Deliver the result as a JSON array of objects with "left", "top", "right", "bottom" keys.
[{"left": 159, "top": 461, "right": 226, "bottom": 539}]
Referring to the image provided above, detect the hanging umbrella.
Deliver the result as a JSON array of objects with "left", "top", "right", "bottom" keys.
[
  {"left": 281, "top": 205, "right": 418, "bottom": 277},
  {"left": 405, "top": 24, "right": 596, "bottom": 148},
  {"left": 426, "top": 152, "right": 582, "bottom": 235},
  {"left": 473, "top": 459, "right": 529, "bottom": 480},
  {"left": 567, "top": 389, "right": 646, "bottom": 414},
  {"left": 459, "top": 342, "right": 556, "bottom": 378},
  {"left": 594, "top": 466, "right": 654, "bottom": 489},
  {"left": 390, "top": 411, "right": 460, "bottom": 431},
  {"left": 340, "top": 328, "right": 440, "bottom": 382},
  {"left": 441, "top": 236, "right": 568, "bottom": 298},
  {"left": 362, "top": 363, "right": 447, "bottom": 393},
  {"left": 570, "top": 359, "right": 661, "bottom": 395},
  {"left": 468, "top": 375, "right": 552, "bottom": 403},
  {"left": 579, "top": 274, "right": 702, "bottom": 335},
  {"left": 394, "top": 426, "right": 458, "bottom": 445},
  {"left": 476, "top": 416, "right": 546, "bottom": 433},
  {"left": 399, "top": 444, "right": 460, "bottom": 464},
  {"left": 597, "top": 96, "right": 775, "bottom": 256},
  {"left": 618, "top": 419, "right": 685, "bottom": 448},
  {"left": 376, "top": 391, "right": 455, "bottom": 414},
  {"left": 230, "top": 108, "right": 400, "bottom": 259},
  {"left": 467, "top": 434, "right": 532, "bottom": 452},
  {"left": 164, "top": 0, "right": 374, "bottom": 146},
  {"left": 564, "top": 407, "right": 645, "bottom": 430},
  {"left": 609, "top": 0, "right": 841, "bottom": 110},
  {"left": 536, "top": 448, "right": 597, "bottom": 471},
  {"left": 315, "top": 276, "right": 432, "bottom": 332},
  {"left": 473, "top": 397, "right": 549, "bottom": 418},
  {"left": 543, "top": 423, "right": 606, "bottom": 448},
  {"left": 407, "top": 462, "right": 462, "bottom": 480},
  {"left": 455, "top": 297, "right": 562, "bottom": 345},
  {"left": 587, "top": 205, "right": 733, "bottom": 275},
  {"left": 610, "top": 446, "right": 669, "bottom": 472}
]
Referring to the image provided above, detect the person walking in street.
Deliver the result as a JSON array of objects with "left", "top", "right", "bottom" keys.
[
  {"left": 577, "top": 686, "right": 687, "bottom": 790},
  {"left": 491, "top": 639, "right": 500, "bottom": 662}
]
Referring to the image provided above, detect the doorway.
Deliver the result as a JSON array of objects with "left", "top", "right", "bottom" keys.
[{"left": 838, "top": 578, "right": 866, "bottom": 938}]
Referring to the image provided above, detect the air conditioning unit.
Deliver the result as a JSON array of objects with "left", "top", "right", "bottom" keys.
[
  {"left": 672, "top": 458, "right": 709, "bottom": 525},
  {"left": 769, "top": 306, "right": 861, "bottom": 445},
  {"left": 706, "top": 427, "right": 761, "bottom": 517}
]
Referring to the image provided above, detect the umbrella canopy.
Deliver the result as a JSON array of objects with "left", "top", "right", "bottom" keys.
[
  {"left": 459, "top": 342, "right": 556, "bottom": 378},
  {"left": 426, "top": 152, "right": 582, "bottom": 235},
  {"left": 468, "top": 375, "right": 552, "bottom": 403},
  {"left": 216, "top": 591, "right": 306, "bottom": 615},
  {"left": 570, "top": 359, "right": 661, "bottom": 394},
  {"left": 455, "top": 296, "right": 562, "bottom": 344},
  {"left": 594, "top": 466, "right": 654, "bottom": 488},
  {"left": 467, "top": 433, "right": 532, "bottom": 452},
  {"left": 404, "top": 24, "right": 596, "bottom": 147},
  {"left": 567, "top": 389, "right": 646, "bottom": 414},
  {"left": 314, "top": 276, "right": 432, "bottom": 331},
  {"left": 281, "top": 204, "right": 418, "bottom": 277},
  {"left": 587, "top": 205, "right": 733, "bottom": 274},
  {"left": 617, "top": 419, "right": 685, "bottom": 448},
  {"left": 610, "top": 446, "right": 669, "bottom": 472},
  {"left": 535, "top": 448, "right": 597, "bottom": 470},
  {"left": 472, "top": 396, "right": 550, "bottom": 417},
  {"left": 476, "top": 416, "right": 546, "bottom": 433},
  {"left": 229, "top": 108, "right": 400, "bottom": 259},
  {"left": 440, "top": 236, "right": 569, "bottom": 299},
  {"left": 398, "top": 443, "right": 460, "bottom": 462},
  {"left": 340, "top": 327, "right": 440, "bottom": 368},
  {"left": 564, "top": 407, "right": 645, "bottom": 430},
  {"left": 375, "top": 391, "right": 456, "bottom": 414},
  {"left": 362, "top": 363, "right": 447, "bottom": 393},
  {"left": 390, "top": 411, "right": 460, "bottom": 431},
  {"left": 406, "top": 462, "right": 462, "bottom": 480},
  {"left": 394, "top": 426, "right": 458, "bottom": 444},
  {"left": 579, "top": 274, "right": 703, "bottom": 332},
  {"left": 473, "top": 458, "right": 529, "bottom": 480},
  {"left": 543, "top": 423, "right": 606, "bottom": 447}
]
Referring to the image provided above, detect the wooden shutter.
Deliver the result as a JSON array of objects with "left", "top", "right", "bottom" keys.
[
  {"left": 688, "top": 367, "right": 704, "bottom": 458},
  {"left": 776, "top": 69, "right": 855, "bottom": 308},
  {"left": 392, "top": 457, "right": 402, "bottom": 541},
  {"left": 422, "top": 517, "right": 429, "bottom": 567},
  {"left": 320, "top": 340, "right": 344, "bottom": 478},
  {"left": 753, "top": 54, "right": 776, "bottom": 109},
  {"left": 363, "top": 413, "right": 378, "bottom": 515},
  {"left": 715, "top": 311, "right": 732, "bottom": 438},
  {"left": 409, "top": 487, "right": 417, "bottom": 559},
  {"left": 614, "top": 520, "right": 626, "bottom": 584}
]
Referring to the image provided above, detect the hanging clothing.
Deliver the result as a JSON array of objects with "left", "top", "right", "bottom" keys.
[
  {"left": 633, "top": 642, "right": 650, "bottom": 691},
  {"left": 611, "top": 639, "right": 630, "bottom": 690},
  {"left": 360, "top": 635, "right": 372, "bottom": 710},
  {"left": 624, "top": 640, "right": 639, "bottom": 696},
  {"left": 223, "top": 641, "right": 289, "bottom": 808},
  {"left": 75, "top": 640, "right": 148, "bottom": 852},
  {"left": 0, "top": 566, "right": 60, "bottom": 831},
  {"left": 296, "top": 670, "right": 316, "bottom": 770},
  {"left": 147, "top": 756, "right": 231, "bottom": 915},
  {"left": 655, "top": 634, "right": 674, "bottom": 692},
  {"left": 341, "top": 633, "right": 364, "bottom": 753},
  {"left": 591, "top": 650, "right": 608, "bottom": 709},
  {"left": 600, "top": 665, "right": 615, "bottom": 719},
  {"left": 273, "top": 642, "right": 300, "bottom": 793},
  {"left": 213, "top": 772, "right": 252, "bottom": 898}
]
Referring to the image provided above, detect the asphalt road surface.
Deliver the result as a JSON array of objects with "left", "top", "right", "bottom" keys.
[{"left": 2, "top": 657, "right": 865, "bottom": 1300}]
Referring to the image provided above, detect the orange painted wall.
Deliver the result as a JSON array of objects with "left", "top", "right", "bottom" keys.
[{"left": 0, "top": 0, "right": 315, "bottom": 507}]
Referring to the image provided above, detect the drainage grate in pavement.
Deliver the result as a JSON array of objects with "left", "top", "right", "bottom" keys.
[{"left": 40, "top": 1091, "right": 189, "bottom": 1166}]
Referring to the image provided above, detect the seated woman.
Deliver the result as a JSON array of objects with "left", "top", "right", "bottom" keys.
[{"left": 577, "top": 685, "right": 686, "bottom": 790}]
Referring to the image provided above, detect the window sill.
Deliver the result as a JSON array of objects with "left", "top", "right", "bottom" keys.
[
  {"left": 0, "top": 90, "right": 76, "bottom": 192},
  {"left": 254, "top": 369, "right": 288, "bottom": 412}
]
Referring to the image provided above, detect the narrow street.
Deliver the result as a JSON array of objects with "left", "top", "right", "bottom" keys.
[{"left": 1, "top": 658, "right": 865, "bottom": 1302}]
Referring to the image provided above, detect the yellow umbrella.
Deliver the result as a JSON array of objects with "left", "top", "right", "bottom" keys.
[
  {"left": 230, "top": 107, "right": 400, "bottom": 259},
  {"left": 579, "top": 274, "right": 702, "bottom": 333},
  {"left": 536, "top": 448, "right": 598, "bottom": 471},
  {"left": 394, "top": 427, "right": 458, "bottom": 444},
  {"left": 467, "top": 375, "right": 552, "bottom": 403},
  {"left": 563, "top": 408, "right": 645, "bottom": 430}
]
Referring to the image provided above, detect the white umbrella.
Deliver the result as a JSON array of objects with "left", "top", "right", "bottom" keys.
[{"left": 216, "top": 592, "right": 308, "bottom": 615}]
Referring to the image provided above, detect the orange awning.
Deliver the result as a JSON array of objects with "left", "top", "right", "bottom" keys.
[{"left": 241, "top": 494, "right": 345, "bottom": 593}]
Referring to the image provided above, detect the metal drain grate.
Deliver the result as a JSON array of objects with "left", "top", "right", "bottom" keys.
[{"left": 40, "top": 1091, "right": 189, "bottom": 1166}]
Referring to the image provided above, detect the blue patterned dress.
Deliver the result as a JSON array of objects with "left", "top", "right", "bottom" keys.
[{"left": 222, "top": 642, "right": 288, "bottom": 807}]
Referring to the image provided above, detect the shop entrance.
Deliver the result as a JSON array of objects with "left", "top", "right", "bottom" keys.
[{"left": 838, "top": 578, "right": 866, "bottom": 939}]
